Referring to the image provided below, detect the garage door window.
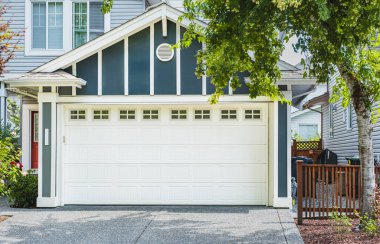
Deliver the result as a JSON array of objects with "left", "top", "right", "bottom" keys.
[
  {"left": 70, "top": 110, "right": 86, "bottom": 120},
  {"left": 194, "top": 110, "right": 210, "bottom": 120},
  {"left": 245, "top": 110, "right": 261, "bottom": 119},
  {"left": 93, "top": 110, "right": 109, "bottom": 120},
  {"left": 143, "top": 110, "right": 159, "bottom": 120},
  {"left": 120, "top": 110, "right": 135, "bottom": 120},
  {"left": 171, "top": 110, "right": 187, "bottom": 120},
  {"left": 221, "top": 110, "right": 237, "bottom": 119}
]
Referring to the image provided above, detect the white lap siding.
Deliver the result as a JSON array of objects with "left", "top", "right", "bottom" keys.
[{"left": 322, "top": 70, "right": 380, "bottom": 163}]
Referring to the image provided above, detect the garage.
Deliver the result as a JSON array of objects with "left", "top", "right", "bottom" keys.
[{"left": 62, "top": 104, "right": 269, "bottom": 205}]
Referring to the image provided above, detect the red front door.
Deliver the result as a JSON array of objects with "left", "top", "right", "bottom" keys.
[{"left": 31, "top": 111, "right": 39, "bottom": 169}]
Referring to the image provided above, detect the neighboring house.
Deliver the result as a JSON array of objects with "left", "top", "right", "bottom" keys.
[
  {"left": 291, "top": 106, "right": 321, "bottom": 140},
  {"left": 1, "top": 1, "right": 317, "bottom": 208},
  {"left": 291, "top": 84, "right": 326, "bottom": 140},
  {"left": 304, "top": 75, "right": 380, "bottom": 164}
]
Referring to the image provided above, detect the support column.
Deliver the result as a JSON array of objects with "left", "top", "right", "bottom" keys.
[
  {"left": 37, "top": 91, "right": 59, "bottom": 207},
  {"left": 273, "top": 90, "right": 292, "bottom": 208},
  {"left": 0, "top": 81, "right": 8, "bottom": 124}
]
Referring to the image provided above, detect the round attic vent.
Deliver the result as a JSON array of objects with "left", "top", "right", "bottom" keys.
[{"left": 156, "top": 43, "right": 174, "bottom": 62}]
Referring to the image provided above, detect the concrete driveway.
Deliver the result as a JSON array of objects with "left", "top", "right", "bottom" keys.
[{"left": 0, "top": 199, "right": 303, "bottom": 244}]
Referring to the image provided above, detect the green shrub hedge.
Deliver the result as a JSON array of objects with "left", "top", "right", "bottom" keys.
[{"left": 8, "top": 172, "right": 38, "bottom": 208}]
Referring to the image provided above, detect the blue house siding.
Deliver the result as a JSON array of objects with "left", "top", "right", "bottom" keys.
[
  {"left": 76, "top": 54, "right": 98, "bottom": 95},
  {"left": 58, "top": 66, "right": 73, "bottom": 96},
  {"left": 42, "top": 103, "right": 51, "bottom": 197},
  {"left": 102, "top": 40, "right": 124, "bottom": 95},
  {"left": 129, "top": 27, "right": 150, "bottom": 95},
  {"left": 206, "top": 79, "right": 229, "bottom": 95},
  {"left": 180, "top": 27, "right": 202, "bottom": 95},
  {"left": 154, "top": 21, "right": 177, "bottom": 95},
  {"left": 278, "top": 102, "right": 288, "bottom": 197},
  {"left": 234, "top": 72, "right": 250, "bottom": 94}
]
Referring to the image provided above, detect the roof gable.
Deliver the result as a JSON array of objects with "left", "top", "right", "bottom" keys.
[{"left": 33, "top": 3, "right": 205, "bottom": 73}]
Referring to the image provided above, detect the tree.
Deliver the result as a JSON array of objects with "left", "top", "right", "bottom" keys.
[
  {"left": 181, "top": 0, "right": 380, "bottom": 217},
  {"left": 101, "top": 0, "right": 380, "bottom": 216},
  {"left": 0, "top": 3, "right": 22, "bottom": 77}
]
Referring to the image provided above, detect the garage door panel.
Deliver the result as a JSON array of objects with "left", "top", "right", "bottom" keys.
[{"left": 63, "top": 104, "right": 269, "bottom": 205}]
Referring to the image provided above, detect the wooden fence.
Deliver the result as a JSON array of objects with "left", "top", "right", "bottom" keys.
[
  {"left": 297, "top": 161, "right": 380, "bottom": 225},
  {"left": 292, "top": 140, "right": 323, "bottom": 163}
]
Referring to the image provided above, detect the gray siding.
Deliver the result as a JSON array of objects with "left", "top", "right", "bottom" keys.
[
  {"left": 2, "top": 0, "right": 55, "bottom": 74},
  {"left": 42, "top": 103, "right": 51, "bottom": 197},
  {"left": 2, "top": 0, "right": 145, "bottom": 74},
  {"left": 110, "top": 0, "right": 145, "bottom": 29},
  {"left": 278, "top": 103, "right": 288, "bottom": 197},
  {"left": 322, "top": 71, "right": 380, "bottom": 163}
]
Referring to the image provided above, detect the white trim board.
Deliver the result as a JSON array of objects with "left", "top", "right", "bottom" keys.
[{"left": 21, "top": 104, "right": 39, "bottom": 171}]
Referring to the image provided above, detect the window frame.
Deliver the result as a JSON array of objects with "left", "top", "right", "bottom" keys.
[
  {"left": 298, "top": 123, "right": 319, "bottom": 140},
  {"left": 119, "top": 110, "right": 136, "bottom": 120},
  {"left": 25, "top": 0, "right": 110, "bottom": 56},
  {"left": 220, "top": 109, "right": 237, "bottom": 120},
  {"left": 69, "top": 109, "right": 86, "bottom": 120},
  {"left": 329, "top": 104, "right": 334, "bottom": 137},
  {"left": 194, "top": 109, "right": 211, "bottom": 120},
  {"left": 142, "top": 109, "right": 159, "bottom": 120},
  {"left": 346, "top": 103, "right": 353, "bottom": 130},
  {"left": 171, "top": 109, "right": 187, "bottom": 120},
  {"left": 72, "top": 0, "right": 105, "bottom": 48},
  {"left": 244, "top": 109, "right": 262, "bottom": 120},
  {"left": 31, "top": 1, "right": 64, "bottom": 51},
  {"left": 93, "top": 109, "right": 110, "bottom": 120}
]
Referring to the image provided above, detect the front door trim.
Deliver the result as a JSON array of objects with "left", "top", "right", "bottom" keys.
[{"left": 21, "top": 104, "right": 39, "bottom": 171}]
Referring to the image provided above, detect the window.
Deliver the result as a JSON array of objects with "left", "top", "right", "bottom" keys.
[
  {"left": 70, "top": 110, "right": 86, "bottom": 120},
  {"left": 32, "top": 2, "right": 63, "bottom": 49},
  {"left": 120, "top": 110, "right": 135, "bottom": 120},
  {"left": 299, "top": 124, "right": 319, "bottom": 140},
  {"left": 329, "top": 104, "right": 334, "bottom": 137},
  {"left": 221, "top": 110, "right": 237, "bottom": 119},
  {"left": 93, "top": 110, "right": 109, "bottom": 120},
  {"left": 143, "top": 110, "right": 159, "bottom": 120},
  {"left": 194, "top": 110, "right": 210, "bottom": 120},
  {"left": 346, "top": 103, "right": 353, "bottom": 130},
  {"left": 73, "top": 1, "right": 104, "bottom": 48},
  {"left": 245, "top": 109, "right": 261, "bottom": 119},
  {"left": 171, "top": 110, "right": 187, "bottom": 120},
  {"left": 33, "top": 113, "right": 39, "bottom": 142}
]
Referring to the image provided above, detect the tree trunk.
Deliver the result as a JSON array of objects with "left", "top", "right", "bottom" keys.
[{"left": 339, "top": 66, "right": 376, "bottom": 217}]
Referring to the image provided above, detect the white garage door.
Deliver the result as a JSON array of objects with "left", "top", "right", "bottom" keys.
[{"left": 62, "top": 104, "right": 269, "bottom": 205}]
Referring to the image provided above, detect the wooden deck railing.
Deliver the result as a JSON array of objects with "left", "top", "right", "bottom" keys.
[
  {"left": 297, "top": 161, "right": 380, "bottom": 225},
  {"left": 292, "top": 140, "right": 323, "bottom": 164}
]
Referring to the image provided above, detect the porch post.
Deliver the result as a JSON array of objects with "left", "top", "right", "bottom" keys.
[
  {"left": 0, "top": 81, "right": 7, "bottom": 124},
  {"left": 273, "top": 90, "right": 293, "bottom": 208},
  {"left": 36, "top": 89, "right": 59, "bottom": 207}
]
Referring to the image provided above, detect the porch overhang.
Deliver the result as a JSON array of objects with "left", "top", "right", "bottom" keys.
[{"left": 4, "top": 70, "right": 86, "bottom": 89}]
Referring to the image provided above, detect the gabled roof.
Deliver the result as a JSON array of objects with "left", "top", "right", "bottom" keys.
[
  {"left": 33, "top": 2, "right": 206, "bottom": 73},
  {"left": 4, "top": 71, "right": 86, "bottom": 88},
  {"left": 303, "top": 92, "right": 329, "bottom": 109}
]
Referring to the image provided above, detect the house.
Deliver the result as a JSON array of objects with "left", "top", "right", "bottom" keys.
[
  {"left": 291, "top": 84, "right": 326, "bottom": 140},
  {"left": 291, "top": 107, "right": 321, "bottom": 140},
  {"left": 304, "top": 76, "right": 380, "bottom": 164},
  {"left": 0, "top": 1, "right": 317, "bottom": 208}
]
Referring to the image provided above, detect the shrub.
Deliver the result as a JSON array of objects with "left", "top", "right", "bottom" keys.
[
  {"left": 330, "top": 211, "right": 352, "bottom": 233},
  {"left": 8, "top": 171, "right": 38, "bottom": 208},
  {"left": 359, "top": 213, "right": 378, "bottom": 237}
]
